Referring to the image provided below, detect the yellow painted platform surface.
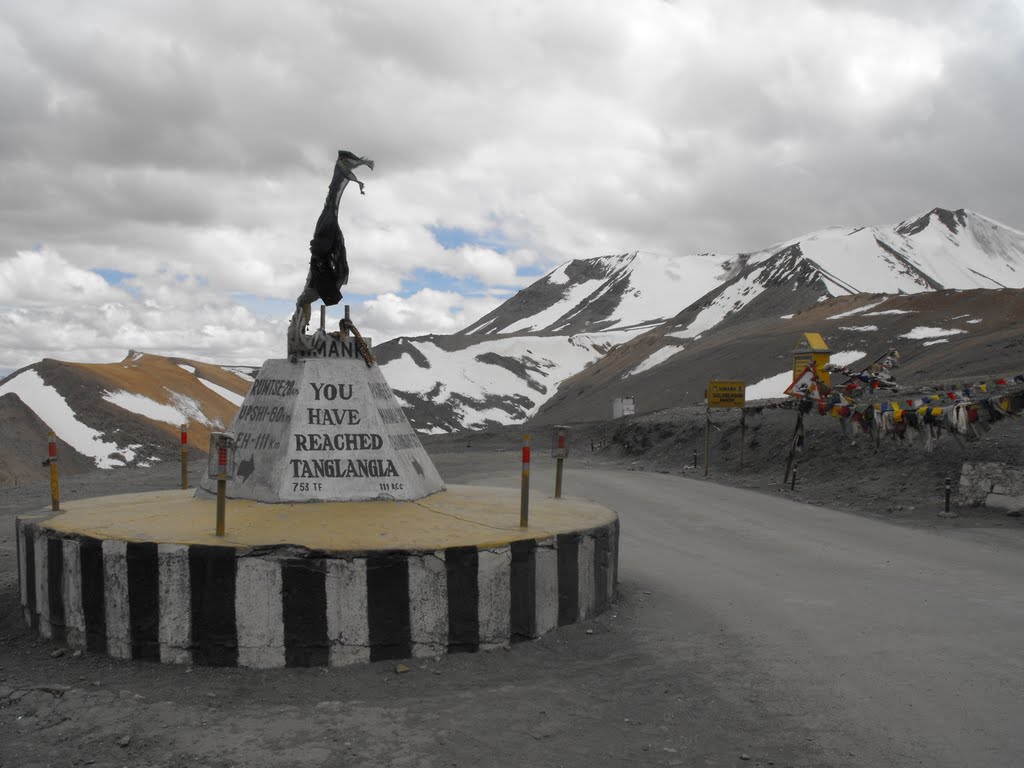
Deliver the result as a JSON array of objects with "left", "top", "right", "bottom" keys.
[{"left": 37, "top": 485, "right": 616, "bottom": 551}]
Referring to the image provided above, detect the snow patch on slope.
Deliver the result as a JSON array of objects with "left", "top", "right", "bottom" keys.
[
  {"left": 103, "top": 388, "right": 222, "bottom": 428},
  {"left": 379, "top": 335, "right": 609, "bottom": 429},
  {"left": 669, "top": 271, "right": 768, "bottom": 340},
  {"left": 801, "top": 227, "right": 932, "bottom": 294},
  {"left": 900, "top": 326, "right": 966, "bottom": 339},
  {"left": 544, "top": 262, "right": 572, "bottom": 286},
  {"left": 608, "top": 253, "right": 733, "bottom": 330},
  {"left": 503, "top": 277, "right": 608, "bottom": 333},
  {"left": 0, "top": 371, "right": 139, "bottom": 467},
  {"left": 197, "top": 378, "right": 246, "bottom": 406},
  {"left": 490, "top": 252, "right": 736, "bottom": 336},
  {"left": 625, "top": 345, "right": 683, "bottom": 377},
  {"left": 224, "top": 366, "right": 259, "bottom": 381},
  {"left": 827, "top": 299, "right": 889, "bottom": 319},
  {"left": 168, "top": 391, "right": 221, "bottom": 428},
  {"left": 104, "top": 391, "right": 189, "bottom": 425}
]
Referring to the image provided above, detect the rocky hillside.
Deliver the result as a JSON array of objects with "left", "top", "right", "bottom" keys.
[{"left": 533, "top": 288, "right": 1024, "bottom": 424}]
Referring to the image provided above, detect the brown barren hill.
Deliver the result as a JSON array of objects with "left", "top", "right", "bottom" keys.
[
  {"left": 0, "top": 352, "right": 254, "bottom": 485},
  {"left": 76, "top": 351, "right": 251, "bottom": 453}
]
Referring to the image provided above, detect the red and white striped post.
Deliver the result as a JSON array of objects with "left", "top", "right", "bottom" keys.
[
  {"left": 520, "top": 434, "right": 531, "bottom": 528},
  {"left": 180, "top": 423, "right": 189, "bottom": 489},
  {"left": 47, "top": 431, "right": 59, "bottom": 511},
  {"left": 216, "top": 441, "right": 228, "bottom": 536}
]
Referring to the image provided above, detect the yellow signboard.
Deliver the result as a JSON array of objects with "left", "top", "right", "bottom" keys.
[
  {"left": 792, "top": 332, "right": 830, "bottom": 387},
  {"left": 707, "top": 380, "right": 746, "bottom": 408}
]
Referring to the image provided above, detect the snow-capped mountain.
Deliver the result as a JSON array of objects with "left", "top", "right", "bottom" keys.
[
  {"left": 378, "top": 207, "right": 1024, "bottom": 431},
  {"left": 745, "top": 207, "right": 1024, "bottom": 295},
  {"left": 460, "top": 251, "right": 738, "bottom": 336},
  {"left": 459, "top": 208, "right": 1024, "bottom": 339},
  {"left": 3, "top": 206, "right": 1024, "bottom": 482}
]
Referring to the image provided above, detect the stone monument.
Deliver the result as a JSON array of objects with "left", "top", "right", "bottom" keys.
[
  {"left": 197, "top": 338, "right": 444, "bottom": 503},
  {"left": 16, "top": 152, "right": 619, "bottom": 668},
  {"left": 200, "top": 151, "right": 444, "bottom": 503}
]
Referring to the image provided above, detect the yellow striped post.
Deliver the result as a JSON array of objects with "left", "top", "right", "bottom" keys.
[
  {"left": 520, "top": 434, "right": 531, "bottom": 528},
  {"left": 47, "top": 431, "right": 59, "bottom": 511}
]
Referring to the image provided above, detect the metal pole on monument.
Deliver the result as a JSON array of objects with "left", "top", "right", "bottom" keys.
[
  {"left": 216, "top": 445, "right": 227, "bottom": 537},
  {"left": 47, "top": 431, "right": 59, "bottom": 511},
  {"left": 208, "top": 432, "right": 236, "bottom": 537}
]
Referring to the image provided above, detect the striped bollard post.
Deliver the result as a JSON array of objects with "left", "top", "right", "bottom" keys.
[
  {"left": 216, "top": 442, "right": 228, "bottom": 537},
  {"left": 554, "top": 431, "right": 566, "bottom": 499},
  {"left": 47, "top": 431, "right": 59, "bottom": 511},
  {"left": 520, "top": 434, "right": 531, "bottom": 528},
  {"left": 180, "top": 423, "right": 189, "bottom": 489}
]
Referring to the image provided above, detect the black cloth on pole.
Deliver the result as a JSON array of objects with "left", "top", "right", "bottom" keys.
[{"left": 308, "top": 161, "right": 350, "bottom": 307}]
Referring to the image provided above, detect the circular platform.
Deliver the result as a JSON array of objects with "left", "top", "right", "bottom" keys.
[{"left": 16, "top": 487, "right": 619, "bottom": 667}]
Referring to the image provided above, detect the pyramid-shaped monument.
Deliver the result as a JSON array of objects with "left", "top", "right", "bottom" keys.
[
  {"left": 199, "top": 333, "right": 445, "bottom": 503},
  {"left": 199, "top": 149, "right": 444, "bottom": 502}
]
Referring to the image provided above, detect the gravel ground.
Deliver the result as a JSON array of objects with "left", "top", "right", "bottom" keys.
[
  {"left": 2, "top": 410, "right": 1022, "bottom": 767},
  {"left": 426, "top": 405, "right": 1024, "bottom": 530}
]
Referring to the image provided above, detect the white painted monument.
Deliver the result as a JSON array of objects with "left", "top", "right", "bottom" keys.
[{"left": 198, "top": 332, "right": 445, "bottom": 503}]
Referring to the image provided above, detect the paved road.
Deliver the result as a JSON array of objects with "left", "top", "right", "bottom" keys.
[
  {"left": 559, "top": 465, "right": 1024, "bottom": 767},
  {"left": 5, "top": 458, "right": 1024, "bottom": 766}
]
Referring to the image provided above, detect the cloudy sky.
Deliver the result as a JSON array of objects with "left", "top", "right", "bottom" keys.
[{"left": 1, "top": 1, "right": 1022, "bottom": 375}]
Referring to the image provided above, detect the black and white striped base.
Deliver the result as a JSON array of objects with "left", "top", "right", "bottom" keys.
[{"left": 16, "top": 516, "right": 619, "bottom": 667}]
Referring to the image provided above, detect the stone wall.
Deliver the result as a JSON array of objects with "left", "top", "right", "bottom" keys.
[
  {"left": 16, "top": 516, "right": 619, "bottom": 668},
  {"left": 958, "top": 461, "right": 1024, "bottom": 514}
]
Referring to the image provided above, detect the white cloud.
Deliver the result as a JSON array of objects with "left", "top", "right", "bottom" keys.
[
  {"left": 0, "top": 248, "right": 127, "bottom": 305},
  {"left": 0, "top": 247, "right": 281, "bottom": 370},
  {"left": 359, "top": 289, "right": 507, "bottom": 340},
  {"left": 0, "top": 1, "right": 1022, "bottom": 369}
]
